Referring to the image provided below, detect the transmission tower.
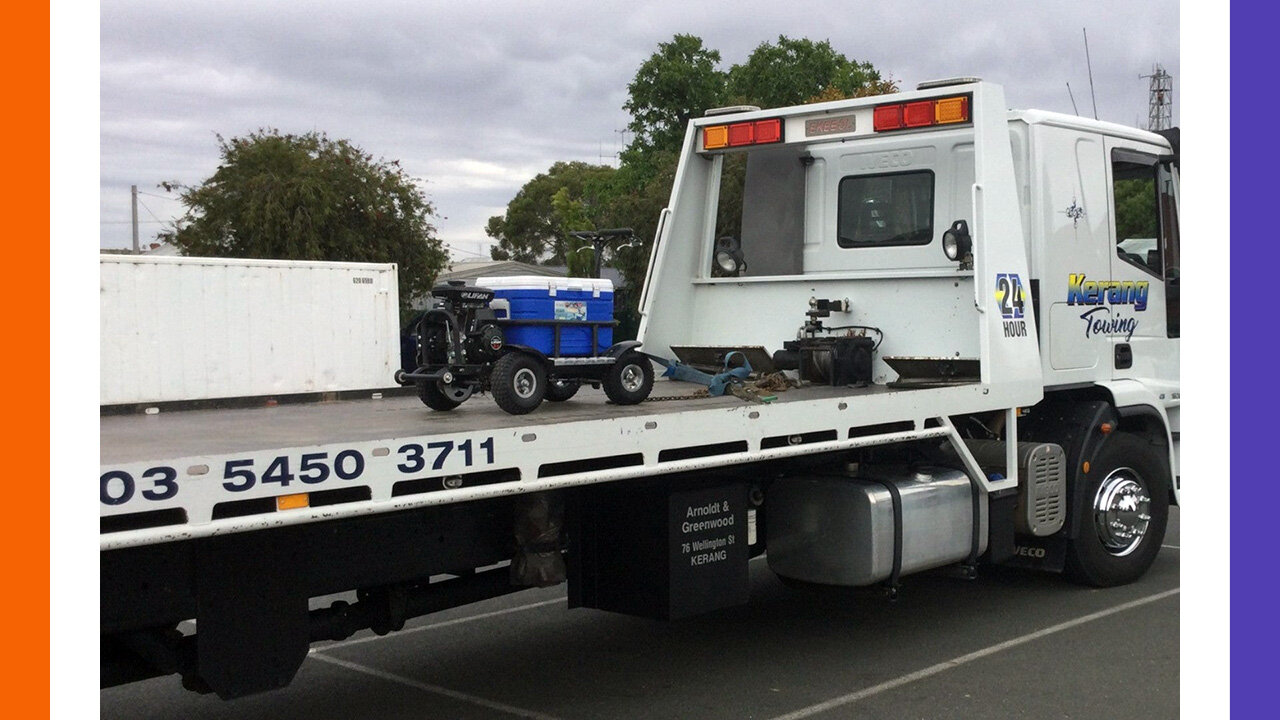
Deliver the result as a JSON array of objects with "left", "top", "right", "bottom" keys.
[{"left": 1141, "top": 63, "right": 1173, "bottom": 131}]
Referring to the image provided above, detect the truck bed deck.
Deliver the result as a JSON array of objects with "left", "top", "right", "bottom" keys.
[
  {"left": 101, "top": 381, "right": 871, "bottom": 464},
  {"left": 100, "top": 378, "right": 982, "bottom": 550}
]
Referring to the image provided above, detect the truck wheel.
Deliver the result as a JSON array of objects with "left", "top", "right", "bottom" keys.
[
  {"left": 603, "top": 353, "right": 653, "bottom": 405},
  {"left": 418, "top": 381, "right": 463, "bottom": 411},
  {"left": 491, "top": 353, "right": 546, "bottom": 414},
  {"left": 1065, "top": 433, "right": 1170, "bottom": 587},
  {"left": 545, "top": 380, "right": 581, "bottom": 402}
]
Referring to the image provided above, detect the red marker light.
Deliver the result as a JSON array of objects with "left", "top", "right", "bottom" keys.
[
  {"left": 903, "top": 101, "right": 935, "bottom": 127},
  {"left": 874, "top": 104, "right": 903, "bottom": 131},
  {"left": 754, "top": 118, "right": 782, "bottom": 144},
  {"left": 727, "top": 122, "right": 755, "bottom": 147}
]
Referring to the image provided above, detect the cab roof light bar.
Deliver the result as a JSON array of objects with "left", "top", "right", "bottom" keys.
[
  {"left": 703, "top": 117, "right": 784, "bottom": 150},
  {"left": 873, "top": 95, "right": 971, "bottom": 132}
]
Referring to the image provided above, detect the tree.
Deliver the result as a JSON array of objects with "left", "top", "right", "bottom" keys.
[
  {"left": 550, "top": 187, "right": 596, "bottom": 278},
  {"left": 727, "top": 36, "right": 891, "bottom": 109},
  {"left": 623, "top": 34, "right": 726, "bottom": 159},
  {"left": 161, "top": 130, "right": 448, "bottom": 312},
  {"left": 485, "top": 161, "right": 615, "bottom": 264}
]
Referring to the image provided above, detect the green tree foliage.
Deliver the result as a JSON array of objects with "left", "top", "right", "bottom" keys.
[
  {"left": 1114, "top": 177, "right": 1158, "bottom": 240},
  {"left": 162, "top": 130, "right": 447, "bottom": 312},
  {"left": 485, "top": 161, "right": 616, "bottom": 264},
  {"left": 623, "top": 34, "right": 726, "bottom": 160},
  {"left": 550, "top": 187, "right": 596, "bottom": 278},
  {"left": 727, "top": 36, "right": 890, "bottom": 108}
]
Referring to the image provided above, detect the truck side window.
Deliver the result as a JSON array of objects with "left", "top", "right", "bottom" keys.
[
  {"left": 837, "top": 171, "right": 934, "bottom": 248},
  {"left": 1112, "top": 156, "right": 1161, "bottom": 277}
]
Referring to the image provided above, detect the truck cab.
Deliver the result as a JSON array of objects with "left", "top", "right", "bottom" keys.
[{"left": 639, "top": 78, "right": 1179, "bottom": 497}]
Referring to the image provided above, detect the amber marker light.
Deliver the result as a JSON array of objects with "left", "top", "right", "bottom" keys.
[
  {"left": 277, "top": 493, "right": 310, "bottom": 511},
  {"left": 703, "top": 125, "right": 729, "bottom": 149},
  {"left": 935, "top": 96, "right": 970, "bottom": 124}
]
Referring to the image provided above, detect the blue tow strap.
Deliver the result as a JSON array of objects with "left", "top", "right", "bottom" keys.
[{"left": 656, "top": 351, "right": 753, "bottom": 397}]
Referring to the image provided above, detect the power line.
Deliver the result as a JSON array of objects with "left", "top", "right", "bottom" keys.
[
  {"left": 443, "top": 243, "right": 489, "bottom": 258},
  {"left": 136, "top": 197, "right": 167, "bottom": 225}
]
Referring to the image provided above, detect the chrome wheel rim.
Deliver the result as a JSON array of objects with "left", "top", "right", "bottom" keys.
[
  {"left": 513, "top": 367, "right": 538, "bottom": 399},
  {"left": 1092, "top": 467, "right": 1152, "bottom": 557},
  {"left": 620, "top": 364, "right": 644, "bottom": 392}
]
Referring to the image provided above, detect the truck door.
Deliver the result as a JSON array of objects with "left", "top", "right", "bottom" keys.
[{"left": 1104, "top": 142, "right": 1180, "bottom": 392}]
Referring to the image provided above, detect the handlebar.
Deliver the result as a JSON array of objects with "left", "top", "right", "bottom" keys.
[{"left": 569, "top": 227, "right": 634, "bottom": 240}]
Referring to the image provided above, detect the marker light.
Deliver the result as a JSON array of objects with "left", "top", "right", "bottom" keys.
[
  {"left": 935, "top": 96, "right": 970, "bottom": 124},
  {"left": 702, "top": 118, "right": 785, "bottom": 151},
  {"left": 277, "top": 493, "right": 310, "bottom": 511},
  {"left": 753, "top": 118, "right": 782, "bottom": 144},
  {"left": 903, "top": 101, "right": 935, "bottom": 127},
  {"left": 873, "top": 105, "right": 903, "bottom": 131},
  {"left": 704, "top": 125, "right": 729, "bottom": 149},
  {"left": 874, "top": 94, "right": 971, "bottom": 132},
  {"left": 728, "top": 122, "right": 754, "bottom": 146}
]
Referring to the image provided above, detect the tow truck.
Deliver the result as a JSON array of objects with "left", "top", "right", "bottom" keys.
[{"left": 100, "top": 78, "right": 1179, "bottom": 698}]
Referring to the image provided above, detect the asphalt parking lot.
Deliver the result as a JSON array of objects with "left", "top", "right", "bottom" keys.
[{"left": 102, "top": 508, "right": 1179, "bottom": 719}]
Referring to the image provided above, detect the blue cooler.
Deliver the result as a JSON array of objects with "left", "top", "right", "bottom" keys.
[{"left": 482, "top": 276, "right": 614, "bottom": 356}]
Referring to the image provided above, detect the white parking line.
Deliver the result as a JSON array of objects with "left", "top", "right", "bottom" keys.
[
  {"left": 1162, "top": 544, "right": 1180, "bottom": 549},
  {"left": 317, "top": 597, "right": 566, "bottom": 651},
  {"left": 320, "top": 554, "right": 770, "bottom": 651},
  {"left": 310, "top": 652, "right": 565, "bottom": 720},
  {"left": 766, "top": 587, "right": 1181, "bottom": 720}
]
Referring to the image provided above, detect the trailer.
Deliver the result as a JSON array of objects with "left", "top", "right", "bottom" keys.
[
  {"left": 99, "top": 255, "right": 401, "bottom": 407},
  {"left": 100, "top": 79, "right": 1179, "bottom": 699}
]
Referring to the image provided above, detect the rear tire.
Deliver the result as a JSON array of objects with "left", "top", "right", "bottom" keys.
[
  {"left": 418, "top": 381, "right": 463, "bottom": 411},
  {"left": 491, "top": 353, "right": 546, "bottom": 415},
  {"left": 1065, "top": 432, "right": 1170, "bottom": 587},
  {"left": 603, "top": 353, "right": 653, "bottom": 405},
  {"left": 545, "top": 380, "right": 581, "bottom": 402}
]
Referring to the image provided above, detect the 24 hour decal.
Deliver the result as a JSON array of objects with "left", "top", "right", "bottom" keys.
[
  {"left": 995, "top": 273, "right": 1028, "bottom": 338},
  {"left": 1066, "top": 273, "right": 1148, "bottom": 340}
]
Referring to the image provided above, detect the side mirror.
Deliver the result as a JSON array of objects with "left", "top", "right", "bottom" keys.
[
  {"left": 712, "top": 236, "right": 746, "bottom": 277},
  {"left": 941, "top": 220, "right": 972, "bottom": 263}
]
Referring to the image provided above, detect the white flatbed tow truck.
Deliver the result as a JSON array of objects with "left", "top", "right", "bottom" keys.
[{"left": 101, "top": 79, "right": 1179, "bottom": 700}]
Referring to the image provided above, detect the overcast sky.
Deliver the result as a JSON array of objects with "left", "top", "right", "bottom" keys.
[{"left": 99, "top": 0, "right": 1179, "bottom": 259}]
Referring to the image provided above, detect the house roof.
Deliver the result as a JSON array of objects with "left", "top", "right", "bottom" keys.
[{"left": 437, "top": 260, "right": 566, "bottom": 282}]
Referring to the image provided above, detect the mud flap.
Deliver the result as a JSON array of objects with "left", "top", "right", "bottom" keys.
[{"left": 194, "top": 535, "right": 309, "bottom": 699}]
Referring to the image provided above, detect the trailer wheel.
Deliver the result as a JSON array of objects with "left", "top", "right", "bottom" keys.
[
  {"left": 1065, "top": 433, "right": 1170, "bottom": 587},
  {"left": 418, "top": 381, "right": 464, "bottom": 411},
  {"left": 603, "top": 352, "right": 653, "bottom": 405},
  {"left": 545, "top": 380, "right": 581, "bottom": 402},
  {"left": 492, "top": 353, "right": 546, "bottom": 414}
]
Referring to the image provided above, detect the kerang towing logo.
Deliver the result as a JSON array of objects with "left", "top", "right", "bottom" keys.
[{"left": 1067, "top": 273, "right": 1149, "bottom": 341}]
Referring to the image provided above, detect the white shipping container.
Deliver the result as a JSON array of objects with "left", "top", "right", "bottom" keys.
[{"left": 101, "top": 255, "right": 400, "bottom": 405}]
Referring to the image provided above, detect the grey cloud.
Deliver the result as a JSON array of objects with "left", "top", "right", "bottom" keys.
[{"left": 99, "top": 0, "right": 1178, "bottom": 251}]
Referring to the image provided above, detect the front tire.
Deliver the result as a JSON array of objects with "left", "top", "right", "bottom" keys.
[
  {"left": 1065, "top": 432, "right": 1170, "bottom": 587},
  {"left": 603, "top": 353, "right": 653, "bottom": 405},
  {"left": 491, "top": 353, "right": 546, "bottom": 415}
]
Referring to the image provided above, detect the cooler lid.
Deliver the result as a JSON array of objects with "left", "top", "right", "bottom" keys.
[{"left": 480, "top": 276, "right": 613, "bottom": 295}]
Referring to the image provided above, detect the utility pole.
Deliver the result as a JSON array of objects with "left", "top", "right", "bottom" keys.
[{"left": 131, "top": 184, "right": 140, "bottom": 254}]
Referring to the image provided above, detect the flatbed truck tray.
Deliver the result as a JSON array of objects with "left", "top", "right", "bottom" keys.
[{"left": 100, "top": 379, "right": 992, "bottom": 550}]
